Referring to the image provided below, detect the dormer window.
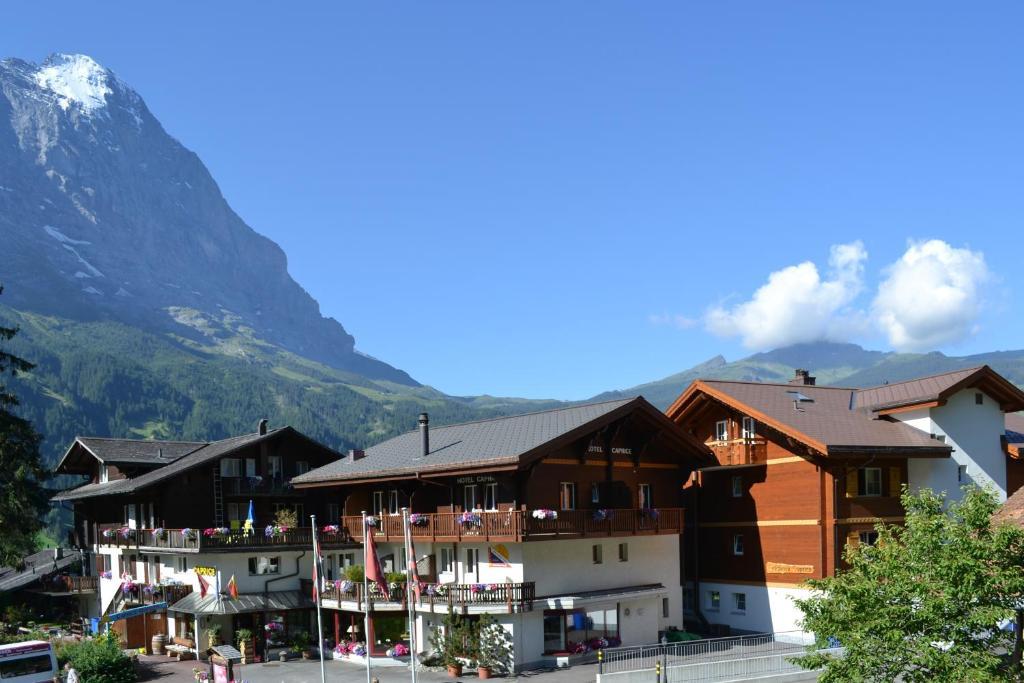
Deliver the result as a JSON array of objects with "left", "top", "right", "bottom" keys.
[
  {"left": 715, "top": 420, "right": 729, "bottom": 442},
  {"left": 741, "top": 417, "right": 756, "bottom": 440}
]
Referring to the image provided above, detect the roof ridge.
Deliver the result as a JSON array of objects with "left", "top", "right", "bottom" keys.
[
  {"left": 389, "top": 398, "right": 638, "bottom": 435},
  {"left": 861, "top": 365, "right": 987, "bottom": 392},
  {"left": 78, "top": 436, "right": 208, "bottom": 445},
  {"left": 701, "top": 378, "right": 857, "bottom": 390}
]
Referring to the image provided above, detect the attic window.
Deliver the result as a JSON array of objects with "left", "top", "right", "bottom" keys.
[
  {"left": 976, "top": 393, "right": 984, "bottom": 405},
  {"left": 787, "top": 390, "right": 814, "bottom": 403}
]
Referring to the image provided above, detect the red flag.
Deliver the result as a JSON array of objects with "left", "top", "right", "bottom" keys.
[
  {"left": 197, "top": 573, "right": 209, "bottom": 598},
  {"left": 227, "top": 575, "right": 238, "bottom": 599},
  {"left": 408, "top": 534, "right": 422, "bottom": 599},
  {"left": 365, "top": 520, "right": 388, "bottom": 596}
]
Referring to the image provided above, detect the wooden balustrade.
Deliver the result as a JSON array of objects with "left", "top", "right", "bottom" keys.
[
  {"left": 96, "top": 526, "right": 355, "bottom": 551},
  {"left": 319, "top": 580, "right": 535, "bottom": 612},
  {"left": 710, "top": 438, "right": 768, "bottom": 465},
  {"left": 41, "top": 575, "right": 98, "bottom": 594}
]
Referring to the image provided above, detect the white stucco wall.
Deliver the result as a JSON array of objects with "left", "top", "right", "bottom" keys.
[
  {"left": 896, "top": 389, "right": 1008, "bottom": 501},
  {"left": 695, "top": 580, "right": 808, "bottom": 635}
]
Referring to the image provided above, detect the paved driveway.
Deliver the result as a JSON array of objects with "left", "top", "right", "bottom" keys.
[{"left": 137, "top": 656, "right": 600, "bottom": 683}]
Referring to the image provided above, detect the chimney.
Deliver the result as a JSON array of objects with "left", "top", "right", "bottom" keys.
[
  {"left": 419, "top": 413, "right": 430, "bottom": 457},
  {"left": 349, "top": 449, "right": 365, "bottom": 461},
  {"left": 258, "top": 418, "right": 268, "bottom": 436},
  {"left": 789, "top": 369, "right": 816, "bottom": 386}
]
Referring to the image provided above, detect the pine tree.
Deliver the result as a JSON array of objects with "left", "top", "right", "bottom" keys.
[{"left": 0, "top": 286, "right": 48, "bottom": 566}]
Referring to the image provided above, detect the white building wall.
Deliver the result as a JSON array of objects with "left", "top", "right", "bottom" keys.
[
  {"left": 896, "top": 389, "right": 1008, "bottom": 501},
  {"left": 695, "top": 581, "right": 808, "bottom": 635}
]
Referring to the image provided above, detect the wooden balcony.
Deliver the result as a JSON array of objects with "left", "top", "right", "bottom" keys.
[
  {"left": 313, "top": 579, "right": 535, "bottom": 614},
  {"left": 341, "top": 508, "right": 684, "bottom": 543},
  {"left": 36, "top": 575, "right": 98, "bottom": 595},
  {"left": 97, "top": 525, "right": 357, "bottom": 553},
  {"left": 710, "top": 438, "right": 768, "bottom": 466}
]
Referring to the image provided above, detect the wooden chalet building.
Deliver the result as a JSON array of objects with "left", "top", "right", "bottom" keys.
[
  {"left": 291, "top": 397, "right": 709, "bottom": 670},
  {"left": 52, "top": 422, "right": 350, "bottom": 658},
  {"left": 667, "top": 366, "right": 1024, "bottom": 635}
]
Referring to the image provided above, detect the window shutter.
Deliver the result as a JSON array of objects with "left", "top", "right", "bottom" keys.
[
  {"left": 846, "top": 530, "right": 859, "bottom": 550},
  {"left": 846, "top": 470, "right": 858, "bottom": 498},
  {"left": 889, "top": 467, "right": 901, "bottom": 498}
]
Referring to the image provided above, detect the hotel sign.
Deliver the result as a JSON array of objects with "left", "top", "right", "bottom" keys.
[
  {"left": 766, "top": 562, "right": 814, "bottom": 575},
  {"left": 587, "top": 445, "right": 633, "bottom": 455},
  {"left": 194, "top": 566, "right": 217, "bottom": 576},
  {"left": 456, "top": 475, "right": 496, "bottom": 484}
]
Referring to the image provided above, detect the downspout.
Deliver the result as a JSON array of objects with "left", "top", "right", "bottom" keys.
[
  {"left": 690, "top": 470, "right": 709, "bottom": 627},
  {"left": 265, "top": 550, "right": 306, "bottom": 597}
]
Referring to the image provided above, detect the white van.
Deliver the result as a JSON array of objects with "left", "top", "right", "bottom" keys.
[{"left": 0, "top": 641, "right": 58, "bottom": 683}]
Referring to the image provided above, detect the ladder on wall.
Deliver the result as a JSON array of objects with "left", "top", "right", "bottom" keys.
[{"left": 212, "top": 467, "right": 224, "bottom": 527}]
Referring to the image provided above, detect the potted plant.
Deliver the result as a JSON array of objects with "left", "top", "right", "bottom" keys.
[
  {"left": 431, "top": 610, "right": 472, "bottom": 678},
  {"left": 475, "top": 614, "right": 510, "bottom": 679},
  {"left": 291, "top": 631, "right": 313, "bottom": 659},
  {"left": 236, "top": 628, "right": 254, "bottom": 663},
  {"left": 207, "top": 623, "right": 222, "bottom": 648}
]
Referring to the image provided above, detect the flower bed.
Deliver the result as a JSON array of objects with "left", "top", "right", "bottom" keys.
[{"left": 387, "top": 643, "right": 410, "bottom": 657}]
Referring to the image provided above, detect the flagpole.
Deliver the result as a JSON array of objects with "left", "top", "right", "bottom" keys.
[
  {"left": 362, "top": 511, "right": 372, "bottom": 683},
  {"left": 311, "top": 514, "right": 327, "bottom": 683},
  {"left": 402, "top": 508, "right": 417, "bottom": 683}
]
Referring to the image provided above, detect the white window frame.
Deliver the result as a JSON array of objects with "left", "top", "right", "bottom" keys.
[
  {"left": 440, "top": 547, "right": 453, "bottom": 574},
  {"left": 733, "top": 592, "right": 747, "bottom": 613},
  {"left": 466, "top": 548, "right": 478, "bottom": 575},
  {"left": 464, "top": 484, "right": 478, "bottom": 511},
  {"left": 733, "top": 534, "right": 744, "bottom": 556},
  {"left": 373, "top": 491, "right": 384, "bottom": 516},
  {"left": 484, "top": 483, "right": 498, "bottom": 511},
  {"left": 220, "top": 458, "right": 241, "bottom": 477},
  {"left": 715, "top": 420, "right": 729, "bottom": 442},
  {"left": 560, "top": 482, "right": 576, "bottom": 511},
  {"left": 638, "top": 483, "right": 652, "bottom": 510},
  {"left": 741, "top": 417, "right": 756, "bottom": 440},
  {"left": 861, "top": 467, "right": 882, "bottom": 497},
  {"left": 268, "top": 455, "right": 282, "bottom": 478},
  {"left": 248, "top": 556, "right": 281, "bottom": 575},
  {"left": 388, "top": 490, "right": 400, "bottom": 515},
  {"left": 731, "top": 475, "right": 743, "bottom": 498},
  {"left": 707, "top": 590, "right": 720, "bottom": 611},
  {"left": 99, "top": 465, "right": 109, "bottom": 483},
  {"left": 340, "top": 552, "right": 355, "bottom": 568},
  {"left": 858, "top": 531, "right": 879, "bottom": 547},
  {"left": 176, "top": 557, "right": 188, "bottom": 573}
]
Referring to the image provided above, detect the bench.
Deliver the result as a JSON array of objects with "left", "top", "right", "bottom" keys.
[{"left": 165, "top": 637, "right": 196, "bottom": 661}]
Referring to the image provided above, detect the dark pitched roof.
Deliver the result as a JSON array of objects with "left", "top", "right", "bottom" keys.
[
  {"left": 995, "top": 485, "right": 1024, "bottom": 527},
  {"left": 76, "top": 438, "right": 204, "bottom": 465},
  {"left": 167, "top": 589, "right": 313, "bottom": 615},
  {"left": 52, "top": 428, "right": 338, "bottom": 502},
  {"left": 294, "top": 397, "right": 699, "bottom": 485},
  {"left": 0, "top": 549, "right": 83, "bottom": 593},
  {"left": 854, "top": 366, "right": 1024, "bottom": 413},
  {"left": 694, "top": 380, "right": 948, "bottom": 454}
]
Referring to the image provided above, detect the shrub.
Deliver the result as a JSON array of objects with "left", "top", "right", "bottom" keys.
[
  {"left": 62, "top": 633, "right": 135, "bottom": 683},
  {"left": 343, "top": 565, "right": 365, "bottom": 582}
]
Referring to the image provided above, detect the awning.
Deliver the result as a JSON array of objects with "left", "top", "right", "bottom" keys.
[
  {"left": 534, "top": 583, "right": 667, "bottom": 609},
  {"left": 168, "top": 590, "right": 314, "bottom": 615},
  {"left": 104, "top": 602, "right": 168, "bottom": 623}
]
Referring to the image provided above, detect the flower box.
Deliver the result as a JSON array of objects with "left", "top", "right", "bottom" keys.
[
  {"left": 593, "top": 509, "right": 612, "bottom": 522},
  {"left": 459, "top": 512, "right": 482, "bottom": 528},
  {"left": 181, "top": 528, "right": 196, "bottom": 540},
  {"left": 409, "top": 513, "right": 429, "bottom": 526},
  {"left": 365, "top": 516, "right": 380, "bottom": 528},
  {"left": 322, "top": 524, "right": 340, "bottom": 534},
  {"left": 532, "top": 509, "right": 558, "bottom": 520}
]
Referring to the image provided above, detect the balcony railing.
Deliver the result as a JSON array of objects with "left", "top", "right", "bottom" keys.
[
  {"left": 97, "top": 525, "right": 356, "bottom": 552},
  {"left": 38, "top": 575, "right": 98, "bottom": 594},
  {"left": 315, "top": 579, "right": 535, "bottom": 613},
  {"left": 118, "top": 583, "right": 193, "bottom": 606},
  {"left": 221, "top": 476, "right": 300, "bottom": 497},
  {"left": 710, "top": 438, "right": 768, "bottom": 465},
  {"left": 341, "top": 508, "right": 684, "bottom": 543}
]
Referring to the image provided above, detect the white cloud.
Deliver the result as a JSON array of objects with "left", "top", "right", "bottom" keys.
[
  {"left": 648, "top": 313, "right": 698, "bottom": 329},
  {"left": 705, "top": 241, "right": 868, "bottom": 349},
  {"left": 872, "top": 239, "right": 990, "bottom": 351}
]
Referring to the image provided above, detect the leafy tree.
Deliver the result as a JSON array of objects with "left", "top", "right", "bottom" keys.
[
  {"left": 0, "top": 286, "right": 48, "bottom": 565},
  {"left": 795, "top": 486, "right": 1024, "bottom": 682}
]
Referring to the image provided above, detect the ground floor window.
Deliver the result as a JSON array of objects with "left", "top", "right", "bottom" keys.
[
  {"left": 732, "top": 592, "right": 746, "bottom": 613},
  {"left": 542, "top": 606, "right": 619, "bottom": 653},
  {"left": 859, "top": 530, "right": 879, "bottom": 546}
]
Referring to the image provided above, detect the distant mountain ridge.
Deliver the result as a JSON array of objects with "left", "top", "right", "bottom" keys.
[{"left": 592, "top": 342, "right": 1024, "bottom": 410}]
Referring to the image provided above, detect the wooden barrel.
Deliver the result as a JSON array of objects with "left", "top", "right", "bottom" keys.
[{"left": 151, "top": 633, "right": 166, "bottom": 656}]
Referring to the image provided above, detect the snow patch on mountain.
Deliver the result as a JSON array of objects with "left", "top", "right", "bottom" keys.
[
  {"left": 43, "top": 224, "right": 91, "bottom": 246},
  {"left": 33, "top": 54, "right": 111, "bottom": 114}
]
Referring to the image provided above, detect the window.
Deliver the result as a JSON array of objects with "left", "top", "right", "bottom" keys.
[
  {"left": 372, "top": 491, "right": 384, "bottom": 516},
  {"left": 618, "top": 543, "right": 628, "bottom": 562},
  {"left": 591, "top": 482, "right": 601, "bottom": 504},
  {"left": 859, "top": 468, "right": 882, "bottom": 497},
  {"left": 592, "top": 545, "right": 603, "bottom": 564},
  {"left": 0, "top": 654, "right": 54, "bottom": 679},
  {"left": 440, "top": 548, "right": 453, "bottom": 573},
  {"left": 220, "top": 458, "right": 240, "bottom": 477},
  {"left": 958, "top": 464, "right": 969, "bottom": 483},
  {"left": 731, "top": 476, "right": 743, "bottom": 498},
  {"left": 245, "top": 457, "right": 256, "bottom": 477},
  {"left": 296, "top": 461, "right": 309, "bottom": 475},
  {"left": 99, "top": 465, "right": 109, "bottom": 483},
  {"left": 176, "top": 557, "right": 187, "bottom": 573},
  {"left": 466, "top": 548, "right": 478, "bottom": 574},
  {"left": 638, "top": 483, "right": 653, "bottom": 510},
  {"left": 388, "top": 490, "right": 400, "bottom": 515},
  {"left": 733, "top": 592, "right": 747, "bottom": 612},
  {"left": 543, "top": 608, "right": 619, "bottom": 654},
  {"left": 707, "top": 590, "right": 720, "bottom": 611},
  {"left": 858, "top": 531, "right": 879, "bottom": 546},
  {"left": 976, "top": 392, "right": 984, "bottom": 405},
  {"left": 228, "top": 503, "right": 240, "bottom": 522},
  {"left": 662, "top": 597, "right": 670, "bottom": 618},
  {"left": 248, "top": 556, "right": 280, "bottom": 575},
  {"left": 733, "top": 534, "right": 744, "bottom": 556},
  {"left": 327, "top": 503, "right": 340, "bottom": 522},
  {"left": 741, "top": 416, "right": 756, "bottom": 439},
  {"left": 340, "top": 552, "right": 355, "bottom": 568},
  {"left": 715, "top": 420, "right": 729, "bottom": 442},
  {"left": 484, "top": 483, "right": 498, "bottom": 511},
  {"left": 464, "top": 485, "right": 478, "bottom": 511},
  {"left": 268, "top": 456, "right": 282, "bottom": 478},
  {"left": 560, "top": 482, "right": 576, "bottom": 511},
  {"left": 543, "top": 612, "right": 566, "bottom": 653}
]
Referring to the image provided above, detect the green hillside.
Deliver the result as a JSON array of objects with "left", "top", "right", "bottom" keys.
[{"left": 0, "top": 304, "right": 560, "bottom": 470}]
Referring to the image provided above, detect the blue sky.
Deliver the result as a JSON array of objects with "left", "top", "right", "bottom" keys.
[{"left": 4, "top": 3, "right": 1022, "bottom": 399}]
